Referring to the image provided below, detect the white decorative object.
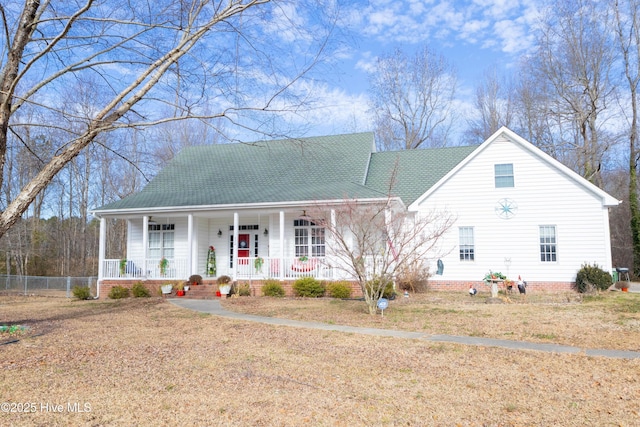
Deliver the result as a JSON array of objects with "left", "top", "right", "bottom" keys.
[
  {"left": 219, "top": 284, "right": 231, "bottom": 295},
  {"left": 161, "top": 284, "right": 173, "bottom": 294}
]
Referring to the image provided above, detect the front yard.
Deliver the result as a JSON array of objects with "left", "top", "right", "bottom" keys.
[{"left": 0, "top": 291, "right": 638, "bottom": 426}]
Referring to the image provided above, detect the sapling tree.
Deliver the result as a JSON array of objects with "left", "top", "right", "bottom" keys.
[{"left": 310, "top": 197, "right": 454, "bottom": 315}]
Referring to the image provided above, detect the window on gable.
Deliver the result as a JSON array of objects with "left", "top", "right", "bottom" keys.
[
  {"left": 495, "top": 163, "right": 514, "bottom": 188},
  {"left": 294, "top": 219, "right": 325, "bottom": 257},
  {"left": 539, "top": 225, "right": 557, "bottom": 262},
  {"left": 459, "top": 227, "right": 475, "bottom": 261}
]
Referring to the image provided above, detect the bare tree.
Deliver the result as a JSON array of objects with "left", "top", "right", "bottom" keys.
[
  {"left": 466, "top": 67, "right": 515, "bottom": 143},
  {"left": 0, "top": 0, "right": 339, "bottom": 238},
  {"left": 368, "top": 47, "right": 458, "bottom": 151},
  {"left": 614, "top": 0, "right": 640, "bottom": 276},
  {"left": 311, "top": 198, "right": 454, "bottom": 315},
  {"left": 528, "top": 0, "right": 616, "bottom": 187}
]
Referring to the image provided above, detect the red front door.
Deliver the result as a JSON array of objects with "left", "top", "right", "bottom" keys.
[{"left": 238, "top": 234, "right": 250, "bottom": 263}]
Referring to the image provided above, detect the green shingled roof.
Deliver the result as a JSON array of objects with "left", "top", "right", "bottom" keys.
[
  {"left": 96, "top": 133, "right": 383, "bottom": 211},
  {"left": 94, "top": 133, "right": 480, "bottom": 213},
  {"left": 365, "top": 145, "right": 480, "bottom": 205}
]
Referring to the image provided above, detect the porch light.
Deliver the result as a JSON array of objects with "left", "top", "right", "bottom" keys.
[
  {"left": 148, "top": 216, "right": 157, "bottom": 225},
  {"left": 264, "top": 228, "right": 268, "bottom": 235},
  {"left": 217, "top": 229, "right": 222, "bottom": 237}
]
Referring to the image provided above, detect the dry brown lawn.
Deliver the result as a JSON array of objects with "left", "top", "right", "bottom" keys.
[{"left": 1, "top": 291, "right": 639, "bottom": 426}]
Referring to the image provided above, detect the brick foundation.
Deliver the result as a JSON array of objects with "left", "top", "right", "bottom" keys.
[{"left": 98, "top": 278, "right": 575, "bottom": 299}]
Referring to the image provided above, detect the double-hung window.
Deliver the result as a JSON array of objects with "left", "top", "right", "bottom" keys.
[
  {"left": 148, "top": 224, "right": 175, "bottom": 260},
  {"left": 294, "top": 219, "right": 325, "bottom": 257},
  {"left": 495, "top": 163, "right": 514, "bottom": 188},
  {"left": 459, "top": 227, "right": 475, "bottom": 261},
  {"left": 539, "top": 225, "right": 557, "bottom": 262}
]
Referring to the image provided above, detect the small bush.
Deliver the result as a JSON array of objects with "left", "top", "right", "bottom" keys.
[
  {"left": 72, "top": 285, "right": 92, "bottom": 300},
  {"left": 131, "top": 282, "right": 151, "bottom": 298},
  {"left": 188, "top": 274, "right": 203, "bottom": 286},
  {"left": 575, "top": 263, "right": 613, "bottom": 293},
  {"left": 108, "top": 285, "right": 130, "bottom": 299},
  {"left": 365, "top": 278, "right": 396, "bottom": 300},
  {"left": 262, "top": 280, "right": 285, "bottom": 297},
  {"left": 293, "top": 277, "right": 325, "bottom": 297},
  {"left": 327, "top": 281, "right": 352, "bottom": 299},
  {"left": 237, "top": 283, "right": 251, "bottom": 296}
]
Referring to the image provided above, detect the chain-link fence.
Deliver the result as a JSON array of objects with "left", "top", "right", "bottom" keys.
[{"left": 0, "top": 275, "right": 98, "bottom": 298}]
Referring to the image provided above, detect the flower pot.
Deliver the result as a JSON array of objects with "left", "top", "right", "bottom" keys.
[
  {"left": 176, "top": 290, "right": 185, "bottom": 296},
  {"left": 622, "top": 287, "right": 629, "bottom": 292},
  {"left": 219, "top": 284, "right": 231, "bottom": 295},
  {"left": 184, "top": 285, "right": 190, "bottom": 291},
  {"left": 161, "top": 284, "right": 173, "bottom": 295}
]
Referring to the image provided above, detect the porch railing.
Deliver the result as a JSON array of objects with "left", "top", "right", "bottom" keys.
[{"left": 101, "top": 256, "right": 352, "bottom": 281}]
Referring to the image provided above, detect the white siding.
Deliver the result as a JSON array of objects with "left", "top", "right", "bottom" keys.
[{"left": 418, "top": 135, "right": 613, "bottom": 283}]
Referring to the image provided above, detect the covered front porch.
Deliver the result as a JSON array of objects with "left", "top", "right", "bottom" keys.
[
  {"left": 100, "top": 255, "right": 342, "bottom": 281},
  {"left": 96, "top": 208, "right": 353, "bottom": 286}
]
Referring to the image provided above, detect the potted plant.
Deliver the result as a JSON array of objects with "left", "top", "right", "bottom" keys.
[
  {"left": 175, "top": 282, "right": 185, "bottom": 297},
  {"left": 217, "top": 275, "right": 232, "bottom": 297},
  {"left": 188, "top": 274, "right": 202, "bottom": 286},
  {"left": 161, "top": 283, "right": 173, "bottom": 295}
]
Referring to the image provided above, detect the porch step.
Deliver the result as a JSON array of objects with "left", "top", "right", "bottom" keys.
[{"left": 170, "top": 284, "right": 221, "bottom": 300}]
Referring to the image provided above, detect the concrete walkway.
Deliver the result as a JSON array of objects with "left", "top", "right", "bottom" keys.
[{"left": 169, "top": 298, "right": 640, "bottom": 360}]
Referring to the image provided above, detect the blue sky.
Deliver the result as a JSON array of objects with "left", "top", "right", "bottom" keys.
[{"left": 299, "top": 0, "right": 541, "bottom": 137}]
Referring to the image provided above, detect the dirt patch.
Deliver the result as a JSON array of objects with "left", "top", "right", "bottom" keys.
[{"left": 0, "top": 293, "right": 639, "bottom": 426}]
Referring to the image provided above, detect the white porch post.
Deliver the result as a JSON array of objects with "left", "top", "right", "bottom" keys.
[
  {"left": 98, "top": 218, "right": 106, "bottom": 298},
  {"left": 233, "top": 212, "right": 239, "bottom": 281},
  {"left": 330, "top": 209, "right": 336, "bottom": 280},
  {"left": 188, "top": 214, "right": 194, "bottom": 277},
  {"left": 279, "top": 210, "right": 285, "bottom": 281},
  {"left": 143, "top": 216, "right": 149, "bottom": 276}
]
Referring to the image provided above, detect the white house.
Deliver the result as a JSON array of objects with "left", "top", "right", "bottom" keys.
[{"left": 90, "top": 127, "right": 620, "bottom": 297}]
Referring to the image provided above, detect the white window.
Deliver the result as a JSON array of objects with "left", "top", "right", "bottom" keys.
[
  {"left": 539, "top": 225, "right": 557, "bottom": 262},
  {"left": 459, "top": 227, "right": 475, "bottom": 261},
  {"left": 294, "top": 219, "right": 325, "bottom": 257},
  {"left": 495, "top": 163, "right": 514, "bottom": 188},
  {"left": 148, "top": 224, "right": 175, "bottom": 259}
]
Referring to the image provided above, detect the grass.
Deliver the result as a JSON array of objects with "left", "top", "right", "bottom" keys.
[{"left": 0, "top": 291, "right": 639, "bottom": 426}]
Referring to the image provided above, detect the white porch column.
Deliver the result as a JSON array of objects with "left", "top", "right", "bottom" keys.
[
  {"left": 279, "top": 210, "right": 285, "bottom": 281},
  {"left": 143, "top": 216, "right": 149, "bottom": 276},
  {"left": 233, "top": 212, "right": 239, "bottom": 281},
  {"left": 188, "top": 214, "right": 194, "bottom": 277},
  {"left": 98, "top": 218, "right": 106, "bottom": 297}
]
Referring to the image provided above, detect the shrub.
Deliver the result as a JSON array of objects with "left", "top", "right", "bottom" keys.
[
  {"left": 262, "top": 280, "right": 285, "bottom": 297},
  {"left": 131, "top": 282, "right": 151, "bottom": 298},
  {"left": 575, "top": 263, "right": 613, "bottom": 293},
  {"left": 293, "top": 277, "right": 325, "bottom": 297},
  {"left": 327, "top": 281, "right": 352, "bottom": 299},
  {"left": 237, "top": 283, "right": 251, "bottom": 296},
  {"left": 108, "top": 285, "right": 130, "bottom": 299},
  {"left": 397, "top": 261, "right": 430, "bottom": 293},
  {"left": 72, "top": 285, "right": 92, "bottom": 300},
  {"left": 188, "top": 274, "right": 203, "bottom": 286},
  {"left": 365, "top": 277, "right": 396, "bottom": 300}
]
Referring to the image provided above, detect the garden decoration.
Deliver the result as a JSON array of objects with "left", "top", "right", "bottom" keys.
[
  {"left": 159, "top": 257, "right": 169, "bottom": 276},
  {"left": 207, "top": 246, "right": 217, "bottom": 276},
  {"left": 254, "top": 257, "right": 264, "bottom": 273},
  {"left": 119, "top": 258, "right": 127, "bottom": 276}
]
